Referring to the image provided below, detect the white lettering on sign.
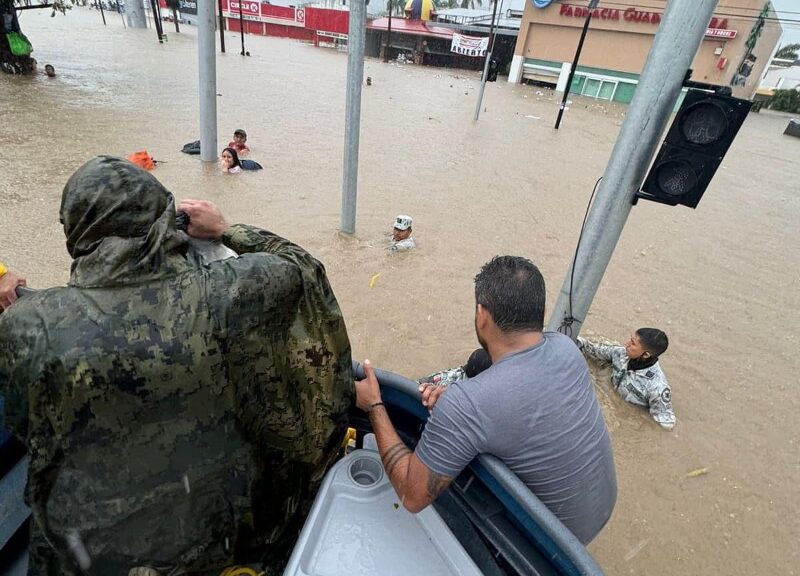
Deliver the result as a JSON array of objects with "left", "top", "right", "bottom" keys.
[
  {"left": 705, "top": 28, "right": 737, "bottom": 39},
  {"left": 230, "top": 0, "right": 259, "bottom": 13}
]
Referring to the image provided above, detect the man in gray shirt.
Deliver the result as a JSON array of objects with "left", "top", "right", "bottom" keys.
[{"left": 355, "top": 255, "right": 617, "bottom": 544}]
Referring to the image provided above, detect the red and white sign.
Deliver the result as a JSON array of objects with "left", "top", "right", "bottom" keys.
[
  {"left": 450, "top": 33, "right": 489, "bottom": 57},
  {"left": 705, "top": 28, "right": 737, "bottom": 39},
  {"left": 704, "top": 17, "right": 736, "bottom": 40},
  {"left": 228, "top": 0, "right": 260, "bottom": 18}
]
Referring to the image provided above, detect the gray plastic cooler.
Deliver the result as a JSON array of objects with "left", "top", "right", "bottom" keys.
[{"left": 283, "top": 440, "right": 482, "bottom": 576}]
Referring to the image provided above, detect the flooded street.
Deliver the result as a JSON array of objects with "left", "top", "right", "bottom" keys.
[{"left": 2, "top": 8, "right": 799, "bottom": 575}]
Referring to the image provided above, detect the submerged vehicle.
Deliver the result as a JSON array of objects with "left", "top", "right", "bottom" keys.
[{"left": 0, "top": 289, "right": 604, "bottom": 575}]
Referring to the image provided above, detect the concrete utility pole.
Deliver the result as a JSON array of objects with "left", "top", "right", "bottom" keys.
[
  {"left": 198, "top": 0, "right": 218, "bottom": 162},
  {"left": 126, "top": 0, "right": 148, "bottom": 28},
  {"left": 340, "top": 0, "right": 366, "bottom": 234},
  {"left": 546, "top": 0, "right": 719, "bottom": 338}
]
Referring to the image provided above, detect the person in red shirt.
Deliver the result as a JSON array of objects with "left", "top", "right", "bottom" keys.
[{"left": 227, "top": 128, "right": 250, "bottom": 155}]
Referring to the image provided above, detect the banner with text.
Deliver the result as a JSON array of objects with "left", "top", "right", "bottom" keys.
[{"left": 450, "top": 33, "right": 489, "bottom": 57}]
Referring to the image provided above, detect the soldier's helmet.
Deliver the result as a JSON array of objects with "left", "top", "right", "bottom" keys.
[{"left": 393, "top": 215, "right": 413, "bottom": 231}]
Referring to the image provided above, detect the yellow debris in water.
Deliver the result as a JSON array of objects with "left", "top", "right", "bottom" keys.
[
  {"left": 686, "top": 467, "right": 709, "bottom": 478},
  {"left": 368, "top": 273, "right": 381, "bottom": 288}
]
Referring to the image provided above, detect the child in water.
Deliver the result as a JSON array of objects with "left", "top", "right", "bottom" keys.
[
  {"left": 227, "top": 129, "right": 250, "bottom": 155},
  {"left": 219, "top": 147, "right": 242, "bottom": 174}
]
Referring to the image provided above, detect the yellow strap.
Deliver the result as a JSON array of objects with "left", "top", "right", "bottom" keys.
[
  {"left": 220, "top": 567, "right": 261, "bottom": 576},
  {"left": 0, "top": 262, "right": 7, "bottom": 278}
]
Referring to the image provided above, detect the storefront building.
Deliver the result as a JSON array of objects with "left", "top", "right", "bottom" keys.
[{"left": 509, "top": 0, "right": 783, "bottom": 102}]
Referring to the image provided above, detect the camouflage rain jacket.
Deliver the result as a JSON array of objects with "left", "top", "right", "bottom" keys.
[{"left": 0, "top": 156, "right": 353, "bottom": 575}]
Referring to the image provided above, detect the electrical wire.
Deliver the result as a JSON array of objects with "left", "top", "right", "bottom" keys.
[{"left": 559, "top": 176, "right": 603, "bottom": 337}]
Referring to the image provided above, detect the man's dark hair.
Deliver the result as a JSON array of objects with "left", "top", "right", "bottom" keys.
[
  {"left": 637, "top": 328, "right": 669, "bottom": 357},
  {"left": 474, "top": 256, "right": 545, "bottom": 333}
]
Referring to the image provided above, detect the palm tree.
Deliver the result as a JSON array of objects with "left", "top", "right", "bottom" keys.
[
  {"left": 775, "top": 43, "right": 800, "bottom": 61},
  {"left": 434, "top": 0, "right": 484, "bottom": 9},
  {"left": 385, "top": 0, "right": 405, "bottom": 16}
]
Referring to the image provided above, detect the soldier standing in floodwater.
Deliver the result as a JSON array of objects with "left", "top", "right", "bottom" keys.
[{"left": 0, "top": 156, "right": 353, "bottom": 575}]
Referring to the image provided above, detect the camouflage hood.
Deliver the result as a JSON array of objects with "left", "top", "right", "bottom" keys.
[{"left": 60, "top": 156, "right": 190, "bottom": 287}]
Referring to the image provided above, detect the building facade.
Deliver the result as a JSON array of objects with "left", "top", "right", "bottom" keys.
[{"left": 509, "top": 0, "right": 783, "bottom": 102}]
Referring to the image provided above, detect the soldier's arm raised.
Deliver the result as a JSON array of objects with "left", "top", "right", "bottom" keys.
[{"left": 577, "top": 337, "right": 618, "bottom": 362}]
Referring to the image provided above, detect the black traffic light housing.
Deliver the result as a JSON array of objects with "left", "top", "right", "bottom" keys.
[{"left": 636, "top": 84, "right": 752, "bottom": 209}]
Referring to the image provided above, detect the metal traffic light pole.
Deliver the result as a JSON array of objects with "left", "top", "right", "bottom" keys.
[
  {"left": 546, "top": 0, "right": 719, "bottom": 338},
  {"left": 340, "top": 0, "right": 366, "bottom": 234},
  {"left": 199, "top": 0, "right": 219, "bottom": 162}
]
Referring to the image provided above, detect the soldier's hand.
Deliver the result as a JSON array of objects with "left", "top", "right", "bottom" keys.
[
  {"left": 355, "top": 359, "right": 383, "bottom": 412},
  {"left": 178, "top": 199, "right": 230, "bottom": 239},
  {"left": 419, "top": 383, "right": 447, "bottom": 411},
  {"left": 0, "top": 271, "right": 26, "bottom": 311}
]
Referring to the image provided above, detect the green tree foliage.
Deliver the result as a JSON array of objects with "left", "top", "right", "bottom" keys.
[
  {"left": 770, "top": 89, "right": 800, "bottom": 113},
  {"left": 774, "top": 43, "right": 800, "bottom": 61},
  {"left": 385, "top": 0, "right": 405, "bottom": 16},
  {"left": 5, "top": 0, "right": 73, "bottom": 15},
  {"left": 435, "top": 0, "right": 484, "bottom": 9}
]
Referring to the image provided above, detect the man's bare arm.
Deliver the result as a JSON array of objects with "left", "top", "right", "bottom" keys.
[{"left": 356, "top": 360, "right": 452, "bottom": 513}]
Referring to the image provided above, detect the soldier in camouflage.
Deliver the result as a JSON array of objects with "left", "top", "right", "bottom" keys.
[
  {"left": 388, "top": 215, "right": 415, "bottom": 251},
  {"left": 577, "top": 328, "right": 676, "bottom": 430},
  {"left": 0, "top": 156, "right": 354, "bottom": 575}
]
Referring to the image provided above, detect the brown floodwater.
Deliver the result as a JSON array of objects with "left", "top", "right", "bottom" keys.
[{"left": 1, "top": 8, "right": 798, "bottom": 575}]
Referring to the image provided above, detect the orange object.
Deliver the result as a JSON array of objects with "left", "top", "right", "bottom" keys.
[{"left": 127, "top": 150, "right": 156, "bottom": 171}]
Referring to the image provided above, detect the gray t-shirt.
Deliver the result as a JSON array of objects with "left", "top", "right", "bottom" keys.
[{"left": 416, "top": 332, "right": 617, "bottom": 544}]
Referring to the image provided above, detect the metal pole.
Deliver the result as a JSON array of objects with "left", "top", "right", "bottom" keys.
[
  {"left": 199, "top": 0, "right": 219, "bottom": 162},
  {"left": 218, "top": 0, "right": 225, "bottom": 53},
  {"left": 172, "top": 7, "right": 180, "bottom": 32},
  {"left": 554, "top": 0, "right": 598, "bottom": 130},
  {"left": 238, "top": 0, "right": 245, "bottom": 55},
  {"left": 473, "top": 0, "right": 499, "bottom": 122},
  {"left": 340, "top": 0, "right": 366, "bottom": 234},
  {"left": 150, "top": 0, "right": 163, "bottom": 41},
  {"left": 99, "top": 0, "right": 107, "bottom": 24},
  {"left": 383, "top": 0, "right": 392, "bottom": 63},
  {"left": 546, "top": 0, "right": 719, "bottom": 338}
]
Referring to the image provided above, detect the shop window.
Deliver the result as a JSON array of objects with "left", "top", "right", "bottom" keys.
[
  {"left": 570, "top": 75, "right": 586, "bottom": 94},
  {"left": 613, "top": 82, "right": 637, "bottom": 104},
  {"left": 583, "top": 78, "right": 601, "bottom": 98},
  {"left": 598, "top": 81, "right": 616, "bottom": 100}
]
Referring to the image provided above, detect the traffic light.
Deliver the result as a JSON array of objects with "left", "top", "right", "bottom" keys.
[{"left": 638, "top": 88, "right": 752, "bottom": 209}]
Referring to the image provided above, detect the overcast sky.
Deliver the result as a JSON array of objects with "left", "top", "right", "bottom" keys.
[{"left": 771, "top": 0, "right": 800, "bottom": 47}]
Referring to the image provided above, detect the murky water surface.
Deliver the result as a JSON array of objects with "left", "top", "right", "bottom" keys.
[{"left": 1, "top": 8, "right": 798, "bottom": 575}]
